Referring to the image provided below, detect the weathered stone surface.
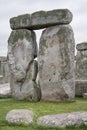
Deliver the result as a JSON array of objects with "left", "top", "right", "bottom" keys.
[
  {"left": 0, "top": 57, "right": 10, "bottom": 84},
  {"left": 76, "top": 42, "right": 87, "bottom": 51},
  {"left": 0, "top": 56, "right": 7, "bottom": 62},
  {"left": 10, "top": 9, "right": 72, "bottom": 30},
  {"left": 83, "top": 93, "right": 87, "bottom": 98},
  {"left": 39, "top": 25, "right": 75, "bottom": 101},
  {"left": 6, "top": 109, "right": 34, "bottom": 124},
  {"left": 75, "top": 42, "right": 87, "bottom": 96},
  {"left": 0, "top": 83, "right": 11, "bottom": 97},
  {"left": 75, "top": 80, "right": 87, "bottom": 96},
  {"left": 37, "top": 112, "right": 87, "bottom": 127},
  {"left": 8, "top": 29, "right": 41, "bottom": 101},
  {"left": 0, "top": 75, "right": 3, "bottom": 84},
  {"left": 75, "top": 42, "right": 87, "bottom": 80}
]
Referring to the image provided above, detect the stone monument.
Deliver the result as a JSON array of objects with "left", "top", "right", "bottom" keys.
[
  {"left": 0, "top": 56, "right": 9, "bottom": 84},
  {"left": 8, "top": 29, "right": 41, "bottom": 101},
  {"left": 75, "top": 42, "right": 87, "bottom": 96},
  {"left": 8, "top": 9, "right": 75, "bottom": 101}
]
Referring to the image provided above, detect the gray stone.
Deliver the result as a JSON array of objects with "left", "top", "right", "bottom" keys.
[
  {"left": 0, "top": 56, "right": 7, "bottom": 62},
  {"left": 0, "top": 83, "right": 11, "bottom": 97},
  {"left": 10, "top": 9, "right": 72, "bottom": 30},
  {"left": 6, "top": 109, "right": 34, "bottom": 124},
  {"left": 83, "top": 93, "right": 87, "bottom": 98},
  {"left": 38, "top": 25, "right": 75, "bottom": 101},
  {"left": 37, "top": 112, "right": 87, "bottom": 127},
  {"left": 0, "top": 57, "right": 10, "bottom": 84},
  {"left": 8, "top": 29, "right": 41, "bottom": 101},
  {"left": 75, "top": 80, "right": 87, "bottom": 96},
  {"left": 75, "top": 42, "right": 87, "bottom": 96},
  {"left": 75, "top": 42, "right": 87, "bottom": 80},
  {"left": 76, "top": 42, "right": 87, "bottom": 51},
  {"left": 0, "top": 75, "right": 3, "bottom": 84}
]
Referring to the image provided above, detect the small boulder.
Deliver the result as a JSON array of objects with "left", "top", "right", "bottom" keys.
[{"left": 6, "top": 109, "right": 34, "bottom": 124}]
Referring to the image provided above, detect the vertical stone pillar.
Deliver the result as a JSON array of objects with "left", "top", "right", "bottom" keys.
[
  {"left": 75, "top": 42, "right": 87, "bottom": 96},
  {"left": 39, "top": 25, "right": 75, "bottom": 101},
  {"left": 0, "top": 57, "right": 9, "bottom": 84},
  {"left": 8, "top": 29, "right": 41, "bottom": 101}
]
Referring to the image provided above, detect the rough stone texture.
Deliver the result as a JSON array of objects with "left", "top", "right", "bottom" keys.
[
  {"left": 0, "top": 83, "right": 11, "bottom": 97},
  {"left": 76, "top": 42, "right": 87, "bottom": 51},
  {"left": 0, "top": 75, "right": 3, "bottom": 84},
  {"left": 75, "top": 42, "right": 87, "bottom": 80},
  {"left": 75, "top": 42, "right": 87, "bottom": 96},
  {"left": 6, "top": 109, "right": 34, "bottom": 124},
  {"left": 0, "top": 57, "right": 10, "bottom": 84},
  {"left": 83, "top": 93, "right": 87, "bottom": 98},
  {"left": 38, "top": 25, "right": 75, "bottom": 101},
  {"left": 10, "top": 9, "right": 72, "bottom": 30},
  {"left": 8, "top": 29, "right": 41, "bottom": 101},
  {"left": 75, "top": 80, "right": 87, "bottom": 96},
  {"left": 37, "top": 112, "right": 87, "bottom": 128}
]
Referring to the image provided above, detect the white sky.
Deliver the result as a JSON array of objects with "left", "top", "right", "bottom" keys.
[{"left": 0, "top": 0, "right": 87, "bottom": 56}]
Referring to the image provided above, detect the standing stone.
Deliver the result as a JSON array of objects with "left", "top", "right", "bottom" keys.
[
  {"left": 76, "top": 42, "right": 87, "bottom": 80},
  {"left": 0, "top": 83, "right": 11, "bottom": 98},
  {"left": 8, "top": 29, "right": 41, "bottom": 101},
  {"left": 0, "top": 57, "right": 10, "bottom": 84},
  {"left": 75, "top": 42, "right": 87, "bottom": 96},
  {"left": 39, "top": 25, "right": 75, "bottom": 101}
]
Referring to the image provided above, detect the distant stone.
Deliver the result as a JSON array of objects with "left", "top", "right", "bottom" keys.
[
  {"left": 75, "top": 42, "right": 87, "bottom": 96},
  {"left": 10, "top": 9, "right": 72, "bottom": 30},
  {"left": 39, "top": 25, "right": 75, "bottom": 101},
  {"left": 76, "top": 42, "right": 87, "bottom": 51},
  {"left": 0, "top": 83, "right": 11, "bottom": 97},
  {"left": 0, "top": 56, "right": 7, "bottom": 62},
  {"left": 83, "top": 93, "right": 87, "bottom": 98},
  {"left": 37, "top": 112, "right": 87, "bottom": 127},
  {"left": 6, "top": 109, "right": 34, "bottom": 124},
  {"left": 0, "top": 57, "right": 10, "bottom": 84},
  {"left": 75, "top": 42, "right": 87, "bottom": 80},
  {"left": 8, "top": 29, "right": 41, "bottom": 101},
  {"left": 0, "top": 75, "right": 3, "bottom": 84},
  {"left": 75, "top": 80, "right": 87, "bottom": 96}
]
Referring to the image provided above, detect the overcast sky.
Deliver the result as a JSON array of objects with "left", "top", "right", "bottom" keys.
[{"left": 0, "top": 0, "right": 87, "bottom": 56}]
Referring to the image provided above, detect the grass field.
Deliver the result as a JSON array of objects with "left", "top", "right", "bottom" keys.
[{"left": 0, "top": 97, "right": 87, "bottom": 130}]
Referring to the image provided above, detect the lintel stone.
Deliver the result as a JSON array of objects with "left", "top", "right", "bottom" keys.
[
  {"left": 76, "top": 42, "right": 87, "bottom": 51},
  {"left": 10, "top": 9, "right": 72, "bottom": 30}
]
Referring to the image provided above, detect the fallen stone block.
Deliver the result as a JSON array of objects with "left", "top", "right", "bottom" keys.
[{"left": 37, "top": 112, "right": 87, "bottom": 127}]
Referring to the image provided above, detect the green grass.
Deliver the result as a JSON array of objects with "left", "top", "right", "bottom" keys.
[{"left": 0, "top": 97, "right": 87, "bottom": 130}]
